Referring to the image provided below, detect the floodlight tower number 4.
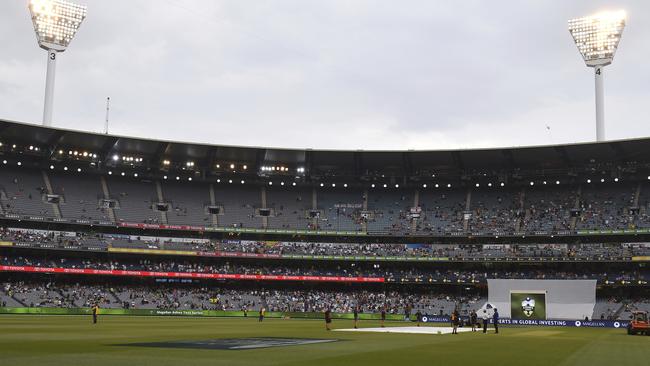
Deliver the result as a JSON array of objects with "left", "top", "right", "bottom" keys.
[{"left": 568, "top": 11, "right": 626, "bottom": 142}]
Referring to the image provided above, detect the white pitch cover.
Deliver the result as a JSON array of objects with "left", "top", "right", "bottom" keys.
[{"left": 487, "top": 279, "right": 597, "bottom": 320}]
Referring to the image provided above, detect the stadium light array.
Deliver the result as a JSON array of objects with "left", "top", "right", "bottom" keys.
[
  {"left": 28, "top": 0, "right": 87, "bottom": 127},
  {"left": 568, "top": 10, "right": 626, "bottom": 142}
]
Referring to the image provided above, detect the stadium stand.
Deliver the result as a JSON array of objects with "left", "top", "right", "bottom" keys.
[
  {"left": 266, "top": 186, "right": 312, "bottom": 230},
  {"left": 467, "top": 187, "right": 521, "bottom": 235},
  {"left": 0, "top": 167, "right": 53, "bottom": 217},
  {"left": 416, "top": 190, "right": 466, "bottom": 234},
  {"left": 107, "top": 177, "right": 159, "bottom": 223},
  {"left": 576, "top": 183, "right": 635, "bottom": 230},
  {"left": 0, "top": 279, "right": 484, "bottom": 315},
  {"left": 213, "top": 185, "right": 262, "bottom": 228},
  {"left": 367, "top": 189, "right": 413, "bottom": 234},
  {"left": 162, "top": 181, "right": 211, "bottom": 226},
  {"left": 49, "top": 172, "right": 110, "bottom": 222},
  {"left": 521, "top": 185, "right": 575, "bottom": 233},
  {"left": 316, "top": 188, "right": 364, "bottom": 231}
]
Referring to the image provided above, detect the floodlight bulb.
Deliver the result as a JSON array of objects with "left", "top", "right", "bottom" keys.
[
  {"left": 29, "top": 0, "right": 87, "bottom": 51},
  {"left": 568, "top": 10, "right": 626, "bottom": 67}
]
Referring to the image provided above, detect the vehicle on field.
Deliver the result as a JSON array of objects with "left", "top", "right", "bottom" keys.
[{"left": 626, "top": 311, "right": 650, "bottom": 335}]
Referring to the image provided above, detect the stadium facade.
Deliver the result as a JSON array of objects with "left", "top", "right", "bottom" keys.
[{"left": 0, "top": 118, "right": 648, "bottom": 321}]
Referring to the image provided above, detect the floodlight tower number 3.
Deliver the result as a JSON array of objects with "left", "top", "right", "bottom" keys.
[{"left": 28, "top": 0, "right": 87, "bottom": 127}]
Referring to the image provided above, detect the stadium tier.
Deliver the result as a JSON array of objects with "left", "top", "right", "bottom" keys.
[
  {"left": 3, "top": 163, "right": 650, "bottom": 236},
  {"left": 3, "top": 119, "right": 650, "bottom": 238}
]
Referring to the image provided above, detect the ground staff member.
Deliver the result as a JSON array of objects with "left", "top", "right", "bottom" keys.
[
  {"left": 470, "top": 310, "right": 478, "bottom": 332},
  {"left": 325, "top": 308, "right": 332, "bottom": 331},
  {"left": 493, "top": 308, "right": 499, "bottom": 334},
  {"left": 92, "top": 304, "right": 99, "bottom": 324}
]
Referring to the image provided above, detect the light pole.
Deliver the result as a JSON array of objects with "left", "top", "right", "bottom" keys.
[
  {"left": 568, "top": 11, "right": 626, "bottom": 142},
  {"left": 28, "top": 0, "right": 87, "bottom": 127}
]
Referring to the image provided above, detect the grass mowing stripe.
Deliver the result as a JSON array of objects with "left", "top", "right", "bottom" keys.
[{"left": 1, "top": 315, "right": 649, "bottom": 366}]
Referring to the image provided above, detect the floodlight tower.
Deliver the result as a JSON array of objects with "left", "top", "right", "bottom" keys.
[
  {"left": 568, "top": 11, "right": 626, "bottom": 142},
  {"left": 28, "top": 0, "right": 87, "bottom": 127}
]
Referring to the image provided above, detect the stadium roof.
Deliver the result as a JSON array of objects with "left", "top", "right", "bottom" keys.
[{"left": 1, "top": 118, "right": 649, "bottom": 180}]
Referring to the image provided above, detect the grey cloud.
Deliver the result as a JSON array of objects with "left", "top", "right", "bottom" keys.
[{"left": 0, "top": 0, "right": 649, "bottom": 150}]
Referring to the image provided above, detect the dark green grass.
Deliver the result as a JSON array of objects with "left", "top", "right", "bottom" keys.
[{"left": 0, "top": 315, "right": 648, "bottom": 366}]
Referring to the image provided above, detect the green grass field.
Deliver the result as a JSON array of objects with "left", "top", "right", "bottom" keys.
[{"left": 1, "top": 315, "right": 648, "bottom": 366}]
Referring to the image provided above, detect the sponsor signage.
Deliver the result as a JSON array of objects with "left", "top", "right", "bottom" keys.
[
  {"left": 0, "top": 265, "right": 384, "bottom": 283},
  {"left": 108, "top": 247, "right": 198, "bottom": 256},
  {"left": 105, "top": 246, "right": 454, "bottom": 262},
  {"left": 117, "top": 222, "right": 367, "bottom": 236},
  {"left": 419, "top": 315, "right": 629, "bottom": 328}
]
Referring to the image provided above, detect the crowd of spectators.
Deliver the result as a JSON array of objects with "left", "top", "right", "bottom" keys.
[
  {"left": 0, "top": 280, "right": 481, "bottom": 316},
  {"left": 6, "top": 167, "right": 650, "bottom": 234},
  {"left": 1, "top": 254, "right": 647, "bottom": 284},
  {"left": 2, "top": 227, "right": 650, "bottom": 260}
]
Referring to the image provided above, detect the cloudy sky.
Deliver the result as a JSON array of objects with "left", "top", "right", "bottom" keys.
[{"left": 1, "top": 0, "right": 648, "bottom": 150}]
